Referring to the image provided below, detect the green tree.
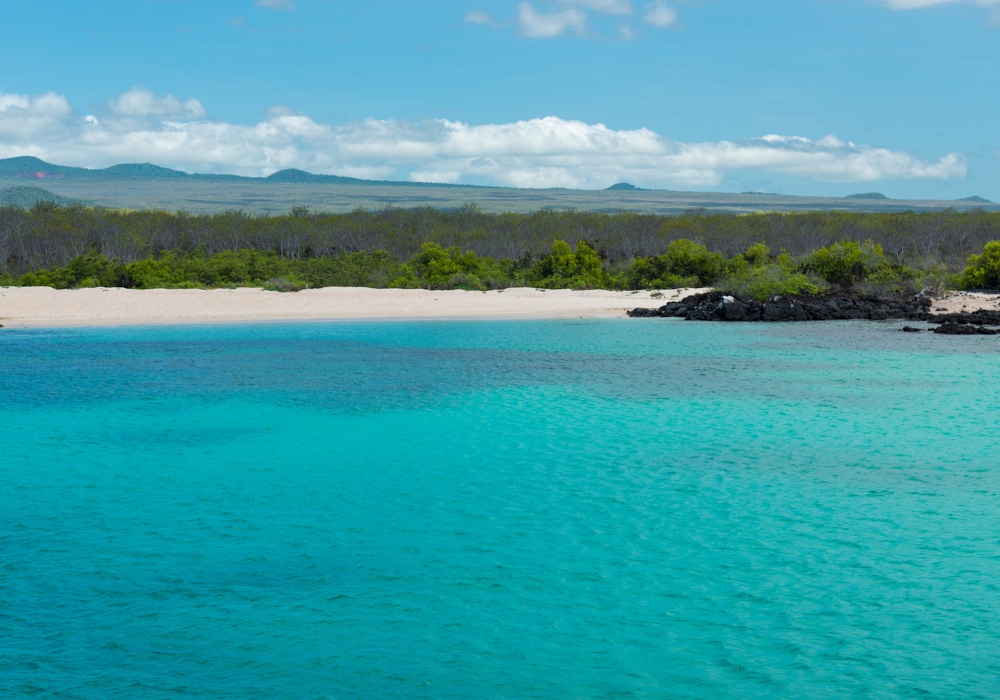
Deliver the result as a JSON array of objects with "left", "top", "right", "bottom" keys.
[
  {"left": 959, "top": 241, "right": 1000, "bottom": 290},
  {"left": 627, "top": 239, "right": 724, "bottom": 289}
]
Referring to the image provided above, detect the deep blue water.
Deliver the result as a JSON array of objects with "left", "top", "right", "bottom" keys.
[{"left": 2, "top": 318, "right": 999, "bottom": 699}]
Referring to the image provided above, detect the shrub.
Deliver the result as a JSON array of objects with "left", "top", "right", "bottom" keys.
[
  {"left": 263, "top": 276, "right": 308, "bottom": 292},
  {"left": 627, "top": 239, "right": 723, "bottom": 289},
  {"left": 402, "top": 242, "right": 512, "bottom": 290},
  {"left": 854, "top": 264, "right": 919, "bottom": 297},
  {"left": 17, "top": 254, "right": 122, "bottom": 289},
  {"left": 808, "top": 240, "right": 889, "bottom": 287},
  {"left": 715, "top": 265, "right": 822, "bottom": 301},
  {"left": 959, "top": 240, "right": 1000, "bottom": 290},
  {"left": 528, "top": 240, "right": 615, "bottom": 290}
]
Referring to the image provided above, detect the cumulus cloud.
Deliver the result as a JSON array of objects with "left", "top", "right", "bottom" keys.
[
  {"left": 254, "top": 0, "right": 296, "bottom": 10},
  {"left": 0, "top": 89, "right": 968, "bottom": 189},
  {"left": 517, "top": 3, "right": 588, "bottom": 37},
  {"left": 106, "top": 88, "right": 206, "bottom": 119},
  {"left": 643, "top": 1, "right": 678, "bottom": 26}
]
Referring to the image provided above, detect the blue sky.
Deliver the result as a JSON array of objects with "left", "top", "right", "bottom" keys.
[{"left": 1, "top": 0, "right": 998, "bottom": 198}]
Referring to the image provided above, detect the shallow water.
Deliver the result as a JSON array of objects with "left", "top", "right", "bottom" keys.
[{"left": 2, "top": 318, "right": 999, "bottom": 699}]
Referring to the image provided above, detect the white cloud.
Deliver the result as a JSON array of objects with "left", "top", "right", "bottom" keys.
[
  {"left": 254, "top": 0, "right": 296, "bottom": 11},
  {"left": 0, "top": 89, "right": 968, "bottom": 189},
  {"left": 561, "top": 0, "right": 634, "bottom": 15},
  {"left": 517, "top": 3, "right": 588, "bottom": 37},
  {"left": 483, "top": 0, "right": 674, "bottom": 39},
  {"left": 464, "top": 10, "right": 499, "bottom": 25},
  {"left": 643, "top": 1, "right": 678, "bottom": 27},
  {"left": 107, "top": 88, "right": 206, "bottom": 119}
]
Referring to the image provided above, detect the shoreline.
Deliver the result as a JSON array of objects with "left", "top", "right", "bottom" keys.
[
  {"left": 2, "top": 286, "right": 997, "bottom": 330},
  {"left": 0, "top": 286, "right": 708, "bottom": 329}
]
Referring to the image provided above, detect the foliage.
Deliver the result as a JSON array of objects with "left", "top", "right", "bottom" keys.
[
  {"left": 715, "top": 266, "right": 822, "bottom": 301},
  {"left": 401, "top": 242, "right": 513, "bottom": 290},
  {"left": 807, "top": 240, "right": 889, "bottom": 287},
  {"left": 959, "top": 240, "right": 1000, "bottom": 290},
  {"left": 714, "top": 243, "right": 822, "bottom": 301},
  {"left": 627, "top": 239, "right": 723, "bottom": 289},
  {"left": 2, "top": 203, "right": 1000, "bottom": 281},
  {"left": 19, "top": 253, "right": 123, "bottom": 289},
  {"left": 8, "top": 200, "right": 997, "bottom": 296},
  {"left": 526, "top": 240, "right": 617, "bottom": 290}
]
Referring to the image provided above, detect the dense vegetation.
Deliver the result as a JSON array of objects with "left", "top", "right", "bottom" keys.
[{"left": 1, "top": 203, "right": 999, "bottom": 296}]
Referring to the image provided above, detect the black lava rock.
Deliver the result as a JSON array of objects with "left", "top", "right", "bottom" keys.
[
  {"left": 927, "top": 310, "right": 1000, "bottom": 327},
  {"left": 628, "top": 291, "right": 933, "bottom": 323},
  {"left": 933, "top": 322, "right": 999, "bottom": 335}
]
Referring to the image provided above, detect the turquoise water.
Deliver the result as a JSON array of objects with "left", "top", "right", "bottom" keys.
[{"left": 2, "top": 318, "right": 999, "bottom": 699}]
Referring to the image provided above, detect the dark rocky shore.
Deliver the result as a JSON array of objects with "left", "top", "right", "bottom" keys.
[{"left": 628, "top": 291, "right": 1000, "bottom": 335}]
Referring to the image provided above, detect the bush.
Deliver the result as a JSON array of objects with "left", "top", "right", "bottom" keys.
[
  {"left": 17, "top": 254, "right": 122, "bottom": 289},
  {"left": 959, "top": 240, "right": 1000, "bottom": 290},
  {"left": 627, "top": 239, "right": 723, "bottom": 289},
  {"left": 715, "top": 265, "right": 822, "bottom": 301},
  {"left": 528, "top": 240, "right": 617, "bottom": 290},
  {"left": 263, "top": 276, "right": 308, "bottom": 292},
  {"left": 808, "top": 240, "right": 889, "bottom": 287},
  {"left": 854, "top": 264, "right": 919, "bottom": 297}
]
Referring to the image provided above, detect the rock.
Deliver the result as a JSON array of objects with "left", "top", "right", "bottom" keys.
[
  {"left": 933, "top": 323, "right": 999, "bottom": 335},
  {"left": 628, "top": 291, "right": 933, "bottom": 323},
  {"left": 928, "top": 310, "right": 1000, "bottom": 327},
  {"left": 627, "top": 307, "right": 661, "bottom": 318},
  {"left": 901, "top": 326, "right": 922, "bottom": 332}
]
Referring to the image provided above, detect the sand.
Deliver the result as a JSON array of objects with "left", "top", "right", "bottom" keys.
[
  {"left": 2, "top": 287, "right": 997, "bottom": 328},
  {"left": 928, "top": 290, "right": 1000, "bottom": 315},
  {"left": 0, "top": 286, "right": 708, "bottom": 327}
]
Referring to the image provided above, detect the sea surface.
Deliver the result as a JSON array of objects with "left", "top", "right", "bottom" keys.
[{"left": 1, "top": 318, "right": 999, "bottom": 699}]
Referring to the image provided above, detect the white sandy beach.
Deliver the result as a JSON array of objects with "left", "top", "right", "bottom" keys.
[
  {"left": 2, "top": 286, "right": 997, "bottom": 328},
  {"left": 0, "top": 286, "right": 708, "bottom": 327}
]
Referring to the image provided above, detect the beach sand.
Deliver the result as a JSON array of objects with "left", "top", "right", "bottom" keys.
[
  {"left": 0, "top": 286, "right": 707, "bottom": 327},
  {"left": 2, "top": 287, "right": 997, "bottom": 328},
  {"left": 928, "top": 290, "right": 1000, "bottom": 315}
]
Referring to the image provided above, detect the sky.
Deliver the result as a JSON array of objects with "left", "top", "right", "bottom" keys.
[{"left": 0, "top": 0, "right": 998, "bottom": 198}]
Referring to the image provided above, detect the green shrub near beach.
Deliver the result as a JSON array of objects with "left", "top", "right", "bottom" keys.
[
  {"left": 714, "top": 243, "right": 821, "bottom": 301},
  {"left": 959, "top": 240, "right": 1000, "bottom": 290},
  {"left": 627, "top": 239, "right": 723, "bottom": 289},
  {"left": 13, "top": 235, "right": 1000, "bottom": 297},
  {"left": 807, "top": 240, "right": 890, "bottom": 287}
]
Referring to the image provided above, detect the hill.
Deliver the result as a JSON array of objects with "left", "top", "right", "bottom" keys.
[
  {"left": 846, "top": 192, "right": 889, "bottom": 200},
  {"left": 0, "top": 186, "right": 82, "bottom": 208},
  {"left": 1, "top": 156, "right": 998, "bottom": 216}
]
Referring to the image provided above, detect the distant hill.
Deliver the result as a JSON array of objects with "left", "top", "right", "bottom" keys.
[
  {"left": 265, "top": 169, "right": 365, "bottom": 185},
  {"left": 2, "top": 156, "right": 999, "bottom": 216},
  {"left": 0, "top": 157, "right": 482, "bottom": 188},
  {"left": 961, "top": 195, "right": 991, "bottom": 203},
  {"left": 846, "top": 192, "right": 889, "bottom": 200},
  {"left": 0, "top": 186, "right": 82, "bottom": 208}
]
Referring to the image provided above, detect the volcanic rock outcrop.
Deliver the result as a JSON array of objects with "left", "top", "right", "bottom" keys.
[{"left": 628, "top": 291, "right": 932, "bottom": 322}]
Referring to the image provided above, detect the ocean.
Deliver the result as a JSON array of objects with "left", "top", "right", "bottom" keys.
[{"left": 2, "top": 318, "right": 998, "bottom": 699}]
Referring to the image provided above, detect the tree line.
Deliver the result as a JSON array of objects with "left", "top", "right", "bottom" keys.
[
  {"left": 3, "top": 202, "right": 1000, "bottom": 272},
  {"left": 1, "top": 202, "right": 999, "bottom": 294}
]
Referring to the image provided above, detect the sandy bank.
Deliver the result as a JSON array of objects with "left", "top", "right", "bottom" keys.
[
  {"left": 0, "top": 286, "right": 707, "bottom": 328},
  {"left": 929, "top": 291, "right": 1000, "bottom": 315}
]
